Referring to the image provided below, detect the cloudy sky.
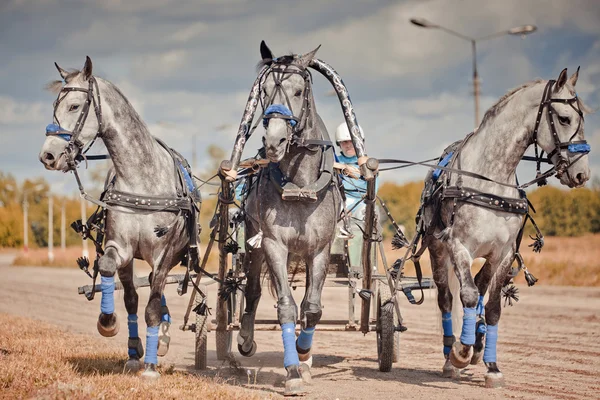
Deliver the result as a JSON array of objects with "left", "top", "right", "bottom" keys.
[{"left": 1, "top": 0, "right": 599, "bottom": 195}]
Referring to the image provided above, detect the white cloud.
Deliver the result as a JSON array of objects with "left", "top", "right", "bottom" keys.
[{"left": 0, "top": 96, "right": 47, "bottom": 125}]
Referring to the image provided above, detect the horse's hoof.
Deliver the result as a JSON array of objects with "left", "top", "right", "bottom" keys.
[
  {"left": 470, "top": 349, "right": 483, "bottom": 365},
  {"left": 442, "top": 359, "right": 461, "bottom": 379},
  {"left": 157, "top": 321, "right": 171, "bottom": 357},
  {"left": 449, "top": 341, "right": 473, "bottom": 369},
  {"left": 284, "top": 365, "right": 306, "bottom": 396},
  {"left": 484, "top": 371, "right": 505, "bottom": 388},
  {"left": 97, "top": 313, "right": 119, "bottom": 337},
  {"left": 299, "top": 363, "right": 312, "bottom": 385},
  {"left": 238, "top": 340, "right": 257, "bottom": 357},
  {"left": 124, "top": 358, "right": 142, "bottom": 374},
  {"left": 141, "top": 363, "right": 160, "bottom": 380}
]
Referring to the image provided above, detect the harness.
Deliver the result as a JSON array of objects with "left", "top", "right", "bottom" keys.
[{"left": 45, "top": 75, "right": 202, "bottom": 298}]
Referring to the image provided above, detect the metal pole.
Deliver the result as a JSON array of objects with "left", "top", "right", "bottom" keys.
[
  {"left": 80, "top": 196, "right": 89, "bottom": 258},
  {"left": 61, "top": 202, "right": 66, "bottom": 252},
  {"left": 48, "top": 195, "right": 54, "bottom": 262},
  {"left": 472, "top": 40, "right": 480, "bottom": 129},
  {"left": 23, "top": 196, "right": 28, "bottom": 253}
]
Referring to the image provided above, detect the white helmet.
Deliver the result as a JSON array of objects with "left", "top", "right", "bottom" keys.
[{"left": 335, "top": 122, "right": 364, "bottom": 144}]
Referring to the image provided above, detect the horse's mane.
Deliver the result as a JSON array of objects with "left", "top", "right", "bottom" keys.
[
  {"left": 45, "top": 69, "right": 83, "bottom": 93},
  {"left": 478, "top": 79, "right": 543, "bottom": 128},
  {"left": 256, "top": 54, "right": 297, "bottom": 72}
]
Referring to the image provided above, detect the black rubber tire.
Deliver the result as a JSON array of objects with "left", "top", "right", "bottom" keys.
[
  {"left": 216, "top": 330, "right": 232, "bottom": 360},
  {"left": 238, "top": 340, "right": 257, "bottom": 357},
  {"left": 377, "top": 287, "right": 395, "bottom": 372},
  {"left": 379, "top": 285, "right": 401, "bottom": 364},
  {"left": 194, "top": 297, "right": 208, "bottom": 370}
]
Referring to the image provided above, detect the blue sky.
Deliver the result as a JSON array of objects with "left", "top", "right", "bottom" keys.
[{"left": 1, "top": 0, "right": 598, "bottom": 195}]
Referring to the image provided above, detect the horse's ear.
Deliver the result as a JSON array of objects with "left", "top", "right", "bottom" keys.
[
  {"left": 568, "top": 66, "right": 580, "bottom": 87},
  {"left": 555, "top": 68, "right": 568, "bottom": 91},
  {"left": 82, "top": 56, "right": 93, "bottom": 81},
  {"left": 55, "top": 62, "right": 68, "bottom": 80},
  {"left": 260, "top": 40, "right": 273, "bottom": 61},
  {"left": 296, "top": 45, "right": 321, "bottom": 69}
]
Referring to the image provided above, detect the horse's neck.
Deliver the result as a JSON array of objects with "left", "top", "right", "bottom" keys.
[
  {"left": 99, "top": 81, "right": 175, "bottom": 195},
  {"left": 457, "top": 85, "right": 542, "bottom": 191},
  {"left": 278, "top": 112, "right": 323, "bottom": 187}
]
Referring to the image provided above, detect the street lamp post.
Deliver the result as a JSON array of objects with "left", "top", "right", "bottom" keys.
[{"left": 410, "top": 18, "right": 537, "bottom": 128}]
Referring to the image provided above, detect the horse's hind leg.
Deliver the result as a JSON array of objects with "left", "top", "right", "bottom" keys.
[
  {"left": 297, "top": 246, "right": 329, "bottom": 384},
  {"left": 482, "top": 251, "right": 514, "bottom": 388},
  {"left": 141, "top": 258, "right": 171, "bottom": 380},
  {"left": 97, "top": 245, "right": 127, "bottom": 337},
  {"left": 448, "top": 240, "right": 478, "bottom": 369},
  {"left": 262, "top": 238, "right": 305, "bottom": 396},
  {"left": 471, "top": 260, "right": 493, "bottom": 365},
  {"left": 238, "top": 247, "right": 263, "bottom": 356},
  {"left": 430, "top": 242, "right": 460, "bottom": 379},
  {"left": 118, "top": 261, "right": 144, "bottom": 373}
]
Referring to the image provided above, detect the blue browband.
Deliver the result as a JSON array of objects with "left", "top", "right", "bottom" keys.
[
  {"left": 46, "top": 123, "right": 72, "bottom": 141},
  {"left": 263, "top": 104, "right": 297, "bottom": 127},
  {"left": 568, "top": 143, "right": 591, "bottom": 154}
]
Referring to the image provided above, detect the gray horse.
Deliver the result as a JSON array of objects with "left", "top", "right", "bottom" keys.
[
  {"left": 420, "top": 68, "right": 591, "bottom": 387},
  {"left": 39, "top": 57, "right": 198, "bottom": 379},
  {"left": 224, "top": 42, "right": 342, "bottom": 396}
]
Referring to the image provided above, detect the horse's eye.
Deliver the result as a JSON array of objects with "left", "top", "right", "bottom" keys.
[
  {"left": 294, "top": 89, "right": 302, "bottom": 97},
  {"left": 558, "top": 115, "right": 571, "bottom": 126},
  {"left": 69, "top": 104, "right": 80, "bottom": 112}
]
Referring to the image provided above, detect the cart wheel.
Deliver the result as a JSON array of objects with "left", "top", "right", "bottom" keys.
[
  {"left": 194, "top": 296, "right": 208, "bottom": 370},
  {"left": 379, "top": 284, "right": 401, "bottom": 363},
  {"left": 238, "top": 340, "right": 257, "bottom": 357},
  {"left": 216, "top": 330, "right": 232, "bottom": 360},
  {"left": 377, "top": 286, "right": 395, "bottom": 372}
]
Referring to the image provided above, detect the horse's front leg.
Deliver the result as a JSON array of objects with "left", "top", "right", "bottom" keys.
[
  {"left": 117, "top": 260, "right": 144, "bottom": 373},
  {"left": 471, "top": 260, "right": 493, "bottom": 365},
  {"left": 448, "top": 240, "right": 479, "bottom": 369},
  {"left": 237, "top": 246, "right": 263, "bottom": 356},
  {"left": 482, "top": 250, "right": 514, "bottom": 388},
  {"left": 262, "top": 238, "right": 305, "bottom": 396},
  {"left": 296, "top": 245, "right": 329, "bottom": 384},
  {"left": 97, "top": 243, "right": 131, "bottom": 337},
  {"left": 141, "top": 252, "right": 171, "bottom": 380}
]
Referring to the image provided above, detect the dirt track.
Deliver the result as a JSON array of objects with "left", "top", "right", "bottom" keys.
[{"left": 1, "top": 256, "right": 599, "bottom": 399}]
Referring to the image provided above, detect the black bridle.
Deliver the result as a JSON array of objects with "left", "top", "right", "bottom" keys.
[
  {"left": 259, "top": 62, "right": 317, "bottom": 148},
  {"left": 45, "top": 76, "right": 104, "bottom": 170},
  {"left": 532, "top": 79, "right": 589, "bottom": 184}
]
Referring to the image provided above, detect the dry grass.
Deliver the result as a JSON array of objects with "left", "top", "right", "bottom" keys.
[
  {"left": 0, "top": 313, "right": 263, "bottom": 400},
  {"left": 383, "top": 234, "right": 600, "bottom": 287}
]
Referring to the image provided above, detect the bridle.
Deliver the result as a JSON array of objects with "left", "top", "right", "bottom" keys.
[
  {"left": 532, "top": 79, "right": 589, "bottom": 183},
  {"left": 45, "top": 76, "right": 104, "bottom": 170},
  {"left": 259, "top": 61, "right": 315, "bottom": 149}
]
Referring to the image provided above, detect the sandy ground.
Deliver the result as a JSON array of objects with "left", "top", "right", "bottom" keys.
[{"left": 1, "top": 255, "right": 599, "bottom": 399}]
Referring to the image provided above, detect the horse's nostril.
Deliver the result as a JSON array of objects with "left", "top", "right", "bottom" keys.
[
  {"left": 576, "top": 173, "right": 585, "bottom": 184},
  {"left": 42, "top": 152, "right": 56, "bottom": 166},
  {"left": 279, "top": 138, "right": 286, "bottom": 145}
]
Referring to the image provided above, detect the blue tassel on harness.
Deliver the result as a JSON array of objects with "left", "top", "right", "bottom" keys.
[
  {"left": 568, "top": 143, "right": 590, "bottom": 154},
  {"left": 46, "top": 123, "right": 72, "bottom": 141},
  {"left": 483, "top": 324, "right": 498, "bottom": 363},
  {"left": 100, "top": 276, "right": 115, "bottom": 315},
  {"left": 281, "top": 322, "right": 299, "bottom": 367},
  {"left": 145, "top": 326, "right": 160, "bottom": 365},
  {"left": 178, "top": 163, "right": 196, "bottom": 193},
  {"left": 263, "top": 104, "right": 297, "bottom": 127},
  {"left": 433, "top": 151, "right": 453, "bottom": 180},
  {"left": 161, "top": 294, "right": 171, "bottom": 323},
  {"left": 296, "top": 327, "right": 315, "bottom": 351},
  {"left": 460, "top": 307, "right": 477, "bottom": 346}
]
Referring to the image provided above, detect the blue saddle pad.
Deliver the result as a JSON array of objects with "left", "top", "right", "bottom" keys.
[{"left": 432, "top": 151, "right": 453, "bottom": 180}]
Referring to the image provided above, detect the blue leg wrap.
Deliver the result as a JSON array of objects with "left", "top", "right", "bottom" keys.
[
  {"left": 161, "top": 294, "right": 171, "bottom": 323},
  {"left": 296, "top": 327, "right": 315, "bottom": 351},
  {"left": 442, "top": 311, "right": 453, "bottom": 355},
  {"left": 477, "top": 322, "right": 487, "bottom": 334},
  {"left": 144, "top": 326, "right": 159, "bottom": 365},
  {"left": 128, "top": 314, "right": 139, "bottom": 357},
  {"left": 483, "top": 324, "right": 498, "bottom": 363},
  {"left": 100, "top": 276, "right": 115, "bottom": 315},
  {"left": 281, "top": 322, "right": 299, "bottom": 368},
  {"left": 476, "top": 295, "right": 485, "bottom": 316},
  {"left": 460, "top": 307, "right": 477, "bottom": 346}
]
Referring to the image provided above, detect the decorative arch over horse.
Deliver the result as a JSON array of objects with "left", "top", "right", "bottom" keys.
[
  {"left": 217, "top": 41, "right": 378, "bottom": 395},
  {"left": 39, "top": 57, "right": 200, "bottom": 379},
  {"left": 415, "top": 67, "right": 591, "bottom": 387}
]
